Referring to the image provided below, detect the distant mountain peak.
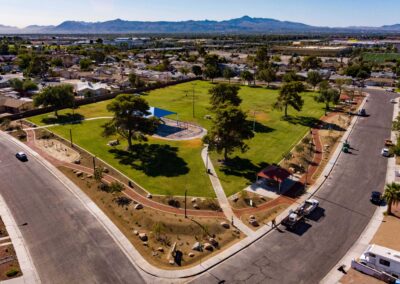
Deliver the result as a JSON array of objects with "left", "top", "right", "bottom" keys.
[{"left": 1, "top": 16, "right": 400, "bottom": 34}]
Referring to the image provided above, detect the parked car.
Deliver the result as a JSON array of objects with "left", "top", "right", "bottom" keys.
[
  {"left": 370, "top": 191, "right": 382, "bottom": 205},
  {"left": 15, "top": 152, "right": 28, "bottom": 161},
  {"left": 358, "top": 108, "right": 366, "bottom": 116},
  {"left": 381, "top": 148, "right": 390, "bottom": 157},
  {"left": 390, "top": 99, "right": 396, "bottom": 103}
]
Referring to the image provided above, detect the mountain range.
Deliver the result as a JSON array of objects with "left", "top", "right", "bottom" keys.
[{"left": 2, "top": 16, "right": 400, "bottom": 34}]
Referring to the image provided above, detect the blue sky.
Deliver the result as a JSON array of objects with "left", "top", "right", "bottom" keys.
[{"left": 1, "top": 0, "right": 399, "bottom": 28}]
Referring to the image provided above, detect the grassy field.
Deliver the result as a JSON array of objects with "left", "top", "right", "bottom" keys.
[
  {"left": 30, "top": 80, "right": 325, "bottom": 197},
  {"left": 362, "top": 52, "right": 400, "bottom": 63},
  {"left": 51, "top": 119, "right": 214, "bottom": 197}
]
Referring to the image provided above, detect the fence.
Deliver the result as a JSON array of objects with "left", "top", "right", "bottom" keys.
[{"left": 2, "top": 77, "right": 201, "bottom": 121}]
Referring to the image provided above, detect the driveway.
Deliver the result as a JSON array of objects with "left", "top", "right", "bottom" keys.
[
  {"left": 0, "top": 133, "right": 146, "bottom": 283},
  {"left": 191, "top": 89, "right": 395, "bottom": 283}
]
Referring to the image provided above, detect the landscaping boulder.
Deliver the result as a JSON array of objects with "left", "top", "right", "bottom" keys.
[
  {"left": 249, "top": 219, "right": 259, "bottom": 227},
  {"left": 74, "top": 159, "right": 81, "bottom": 165},
  {"left": 134, "top": 204, "right": 143, "bottom": 210},
  {"left": 142, "top": 242, "right": 148, "bottom": 246},
  {"left": 209, "top": 238, "right": 219, "bottom": 247},
  {"left": 133, "top": 230, "right": 138, "bottom": 235},
  {"left": 220, "top": 222, "right": 230, "bottom": 229},
  {"left": 169, "top": 260, "right": 175, "bottom": 265},
  {"left": 191, "top": 198, "right": 197, "bottom": 203},
  {"left": 157, "top": 247, "right": 164, "bottom": 252},
  {"left": 193, "top": 203, "right": 200, "bottom": 210},
  {"left": 103, "top": 167, "right": 109, "bottom": 173},
  {"left": 86, "top": 174, "right": 93, "bottom": 179},
  {"left": 139, "top": 233, "right": 148, "bottom": 241},
  {"left": 188, "top": 252, "right": 195, "bottom": 257},
  {"left": 204, "top": 243, "right": 213, "bottom": 251},
  {"left": 76, "top": 171, "right": 83, "bottom": 177},
  {"left": 192, "top": 242, "right": 202, "bottom": 251},
  {"left": 249, "top": 215, "right": 256, "bottom": 220},
  {"left": 147, "top": 193, "right": 152, "bottom": 199}
]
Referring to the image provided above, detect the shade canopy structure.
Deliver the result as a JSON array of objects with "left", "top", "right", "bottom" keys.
[
  {"left": 257, "top": 165, "right": 291, "bottom": 183},
  {"left": 146, "top": 107, "right": 177, "bottom": 119}
]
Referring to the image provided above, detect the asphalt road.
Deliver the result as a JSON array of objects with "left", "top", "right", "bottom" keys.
[
  {"left": 192, "top": 89, "right": 395, "bottom": 284},
  {"left": 0, "top": 133, "right": 146, "bottom": 283}
]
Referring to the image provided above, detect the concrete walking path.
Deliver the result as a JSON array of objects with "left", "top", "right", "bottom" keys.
[{"left": 201, "top": 147, "right": 255, "bottom": 237}]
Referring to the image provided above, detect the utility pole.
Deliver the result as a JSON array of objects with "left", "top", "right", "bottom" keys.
[
  {"left": 92, "top": 156, "right": 96, "bottom": 172},
  {"left": 69, "top": 129, "right": 73, "bottom": 148},
  {"left": 184, "top": 189, "right": 187, "bottom": 218},
  {"left": 192, "top": 84, "right": 196, "bottom": 118}
]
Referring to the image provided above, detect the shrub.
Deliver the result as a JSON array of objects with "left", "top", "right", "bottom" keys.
[
  {"left": 6, "top": 268, "right": 19, "bottom": 277},
  {"left": 109, "top": 181, "right": 124, "bottom": 193}
]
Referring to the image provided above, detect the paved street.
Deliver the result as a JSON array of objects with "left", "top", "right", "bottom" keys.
[
  {"left": 0, "top": 133, "right": 146, "bottom": 283},
  {"left": 192, "top": 89, "right": 396, "bottom": 284}
]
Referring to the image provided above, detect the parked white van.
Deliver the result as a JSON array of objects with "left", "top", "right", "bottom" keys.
[{"left": 359, "top": 244, "right": 400, "bottom": 279}]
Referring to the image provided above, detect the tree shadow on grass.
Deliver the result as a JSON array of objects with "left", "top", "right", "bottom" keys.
[
  {"left": 219, "top": 156, "right": 269, "bottom": 183},
  {"left": 109, "top": 143, "right": 189, "bottom": 177},
  {"left": 41, "top": 113, "right": 85, "bottom": 125},
  {"left": 250, "top": 121, "right": 275, "bottom": 134},
  {"left": 282, "top": 115, "right": 345, "bottom": 131}
]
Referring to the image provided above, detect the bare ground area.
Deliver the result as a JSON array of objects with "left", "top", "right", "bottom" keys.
[
  {"left": 59, "top": 166, "right": 243, "bottom": 269},
  {"left": 35, "top": 139, "right": 80, "bottom": 163},
  {"left": 229, "top": 190, "right": 272, "bottom": 210},
  {"left": 241, "top": 204, "right": 290, "bottom": 231}
]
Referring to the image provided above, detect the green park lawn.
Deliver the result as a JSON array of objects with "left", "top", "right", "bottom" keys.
[
  {"left": 30, "top": 80, "right": 325, "bottom": 197},
  {"left": 50, "top": 119, "right": 214, "bottom": 197},
  {"left": 362, "top": 52, "right": 400, "bottom": 63}
]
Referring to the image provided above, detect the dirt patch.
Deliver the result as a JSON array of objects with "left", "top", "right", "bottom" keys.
[
  {"left": 340, "top": 268, "right": 384, "bottom": 284},
  {"left": 36, "top": 139, "right": 80, "bottom": 163},
  {"left": 371, "top": 214, "right": 400, "bottom": 251},
  {"left": 241, "top": 204, "right": 290, "bottom": 231},
  {"left": 33, "top": 128, "right": 148, "bottom": 197},
  {"left": 229, "top": 191, "right": 272, "bottom": 210},
  {"left": 59, "top": 166, "right": 243, "bottom": 269},
  {"left": 151, "top": 195, "right": 221, "bottom": 211}
]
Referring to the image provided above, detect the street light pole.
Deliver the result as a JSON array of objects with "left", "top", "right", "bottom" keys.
[
  {"left": 184, "top": 189, "right": 187, "bottom": 218},
  {"left": 192, "top": 84, "right": 195, "bottom": 118},
  {"left": 69, "top": 128, "right": 73, "bottom": 148}
]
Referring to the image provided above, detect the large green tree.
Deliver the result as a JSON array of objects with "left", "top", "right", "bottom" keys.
[
  {"left": 240, "top": 70, "right": 254, "bottom": 86},
  {"left": 223, "top": 67, "right": 235, "bottom": 83},
  {"left": 254, "top": 46, "right": 270, "bottom": 69},
  {"left": 383, "top": 182, "right": 400, "bottom": 215},
  {"left": 257, "top": 67, "right": 276, "bottom": 87},
  {"left": 106, "top": 94, "right": 160, "bottom": 150},
  {"left": 307, "top": 71, "right": 323, "bottom": 90},
  {"left": 33, "top": 84, "right": 74, "bottom": 117},
  {"left": 26, "top": 55, "right": 48, "bottom": 78},
  {"left": 302, "top": 56, "right": 322, "bottom": 70},
  {"left": 209, "top": 83, "right": 241, "bottom": 108},
  {"left": 274, "top": 81, "right": 305, "bottom": 117},
  {"left": 204, "top": 106, "right": 254, "bottom": 160},
  {"left": 314, "top": 82, "right": 340, "bottom": 115}
]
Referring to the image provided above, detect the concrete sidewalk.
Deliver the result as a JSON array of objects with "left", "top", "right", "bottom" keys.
[
  {"left": 201, "top": 147, "right": 254, "bottom": 236},
  {"left": 0, "top": 194, "right": 40, "bottom": 284}
]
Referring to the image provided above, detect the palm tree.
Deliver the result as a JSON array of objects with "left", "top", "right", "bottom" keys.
[{"left": 383, "top": 182, "right": 400, "bottom": 215}]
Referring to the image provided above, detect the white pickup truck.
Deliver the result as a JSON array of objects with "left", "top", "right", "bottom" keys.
[{"left": 282, "top": 199, "right": 319, "bottom": 229}]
